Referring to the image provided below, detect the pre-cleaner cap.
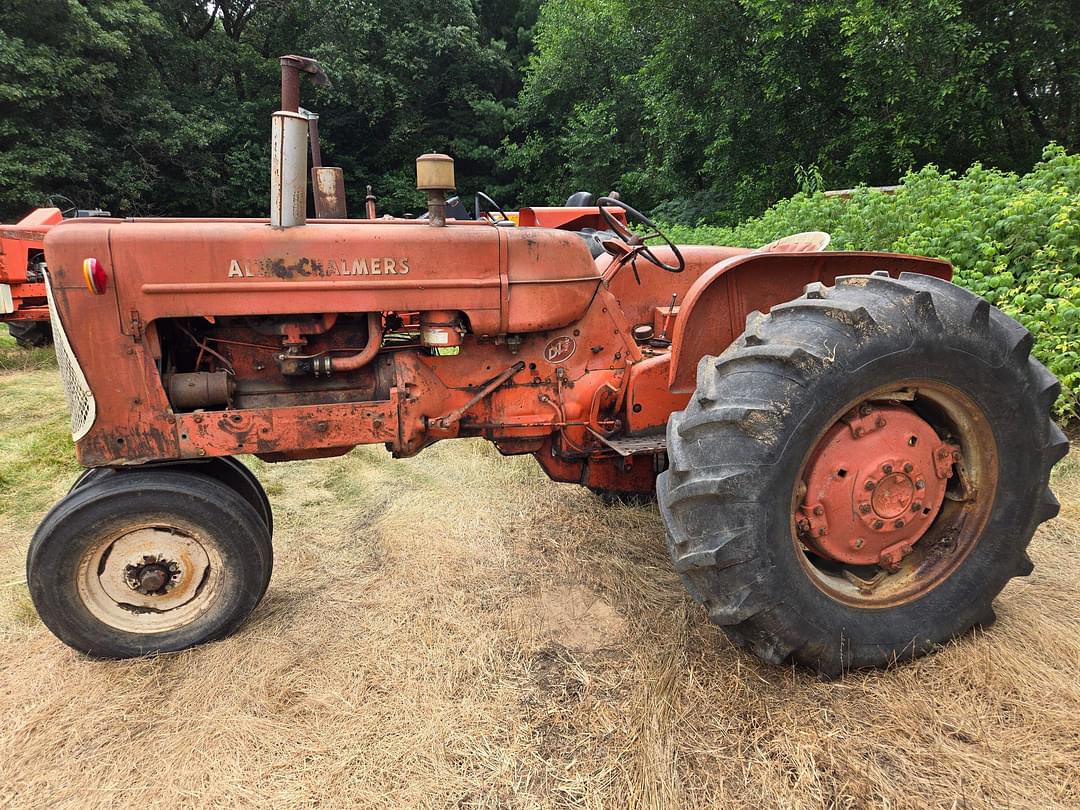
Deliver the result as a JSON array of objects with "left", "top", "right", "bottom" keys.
[{"left": 416, "top": 153, "right": 455, "bottom": 192}]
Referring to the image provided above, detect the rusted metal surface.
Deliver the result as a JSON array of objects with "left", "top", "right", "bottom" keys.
[
  {"left": 279, "top": 54, "right": 329, "bottom": 113},
  {"left": 78, "top": 526, "right": 219, "bottom": 632},
  {"left": 43, "top": 204, "right": 958, "bottom": 504},
  {"left": 433, "top": 361, "right": 525, "bottom": 429},
  {"left": 792, "top": 382, "right": 997, "bottom": 607},
  {"left": 165, "top": 371, "right": 235, "bottom": 409},
  {"left": 270, "top": 111, "right": 309, "bottom": 228},
  {"left": 312, "top": 167, "right": 348, "bottom": 219},
  {"left": 797, "top": 403, "right": 952, "bottom": 568}
]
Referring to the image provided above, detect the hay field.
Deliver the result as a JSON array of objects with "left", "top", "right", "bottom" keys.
[{"left": 1, "top": 339, "right": 1078, "bottom": 808}]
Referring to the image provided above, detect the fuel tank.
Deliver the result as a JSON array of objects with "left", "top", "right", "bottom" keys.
[{"left": 43, "top": 219, "right": 602, "bottom": 336}]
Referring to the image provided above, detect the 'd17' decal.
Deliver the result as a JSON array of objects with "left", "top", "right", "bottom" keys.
[{"left": 544, "top": 336, "right": 576, "bottom": 364}]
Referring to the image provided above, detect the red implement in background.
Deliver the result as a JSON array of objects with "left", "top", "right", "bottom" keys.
[{"left": 0, "top": 208, "right": 61, "bottom": 324}]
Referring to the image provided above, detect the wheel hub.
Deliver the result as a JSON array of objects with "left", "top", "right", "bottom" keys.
[
  {"left": 123, "top": 554, "right": 182, "bottom": 596},
  {"left": 798, "top": 402, "right": 958, "bottom": 569},
  {"left": 90, "top": 528, "right": 212, "bottom": 615}
]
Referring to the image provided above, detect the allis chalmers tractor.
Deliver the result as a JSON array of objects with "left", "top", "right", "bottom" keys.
[{"left": 24, "top": 57, "right": 1066, "bottom": 675}]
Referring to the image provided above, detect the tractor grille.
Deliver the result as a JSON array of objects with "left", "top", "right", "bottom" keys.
[{"left": 44, "top": 272, "right": 96, "bottom": 440}]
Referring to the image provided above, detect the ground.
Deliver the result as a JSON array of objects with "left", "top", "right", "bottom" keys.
[{"left": 0, "top": 333, "right": 1078, "bottom": 809}]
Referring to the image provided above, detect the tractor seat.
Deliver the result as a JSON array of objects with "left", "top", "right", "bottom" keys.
[{"left": 760, "top": 231, "right": 832, "bottom": 253}]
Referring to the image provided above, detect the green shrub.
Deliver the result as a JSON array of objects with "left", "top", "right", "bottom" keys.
[{"left": 662, "top": 145, "right": 1080, "bottom": 420}]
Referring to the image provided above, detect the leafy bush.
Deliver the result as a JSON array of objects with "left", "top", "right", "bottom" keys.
[{"left": 661, "top": 145, "right": 1080, "bottom": 420}]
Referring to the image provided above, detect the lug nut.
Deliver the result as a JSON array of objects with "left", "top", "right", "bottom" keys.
[
  {"left": 860, "top": 403, "right": 872, "bottom": 416},
  {"left": 911, "top": 502, "right": 921, "bottom": 512},
  {"left": 817, "top": 528, "right": 827, "bottom": 537},
  {"left": 882, "top": 463, "right": 893, "bottom": 474},
  {"left": 903, "top": 463, "right": 913, "bottom": 474},
  {"left": 894, "top": 519, "right": 905, "bottom": 529},
  {"left": 860, "top": 503, "right": 872, "bottom": 514},
  {"left": 865, "top": 480, "right": 876, "bottom": 491},
  {"left": 873, "top": 520, "right": 884, "bottom": 530},
  {"left": 813, "top": 505, "right": 824, "bottom": 516},
  {"left": 915, "top": 479, "right": 926, "bottom": 490}
]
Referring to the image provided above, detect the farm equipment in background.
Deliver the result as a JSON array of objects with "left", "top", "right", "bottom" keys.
[
  {"left": 1, "top": 203, "right": 111, "bottom": 347},
  {"left": 24, "top": 56, "right": 1066, "bottom": 676},
  {"left": 1, "top": 208, "right": 58, "bottom": 348}
]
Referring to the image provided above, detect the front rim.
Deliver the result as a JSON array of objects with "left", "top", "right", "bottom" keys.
[
  {"left": 77, "top": 521, "right": 224, "bottom": 633},
  {"left": 791, "top": 380, "right": 998, "bottom": 608}
]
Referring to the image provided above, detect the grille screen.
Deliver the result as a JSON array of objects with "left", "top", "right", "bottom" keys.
[{"left": 44, "top": 273, "right": 96, "bottom": 440}]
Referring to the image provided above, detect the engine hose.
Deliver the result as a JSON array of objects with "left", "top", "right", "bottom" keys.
[{"left": 331, "top": 313, "right": 384, "bottom": 372}]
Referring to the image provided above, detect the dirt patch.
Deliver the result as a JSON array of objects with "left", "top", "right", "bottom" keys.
[{"left": 532, "top": 585, "right": 627, "bottom": 652}]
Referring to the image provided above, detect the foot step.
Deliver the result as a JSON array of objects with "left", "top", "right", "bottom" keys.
[{"left": 587, "top": 428, "right": 666, "bottom": 457}]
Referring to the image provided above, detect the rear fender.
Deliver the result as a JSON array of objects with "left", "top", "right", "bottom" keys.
[{"left": 668, "top": 251, "right": 952, "bottom": 393}]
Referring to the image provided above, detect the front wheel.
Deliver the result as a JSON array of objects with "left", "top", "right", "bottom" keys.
[
  {"left": 7, "top": 321, "right": 52, "bottom": 348},
  {"left": 28, "top": 469, "right": 272, "bottom": 658},
  {"left": 659, "top": 272, "right": 1068, "bottom": 676}
]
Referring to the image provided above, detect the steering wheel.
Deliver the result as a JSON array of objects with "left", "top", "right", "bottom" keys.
[
  {"left": 597, "top": 197, "right": 685, "bottom": 273},
  {"left": 475, "top": 191, "right": 510, "bottom": 223},
  {"left": 44, "top": 194, "right": 79, "bottom": 219}
]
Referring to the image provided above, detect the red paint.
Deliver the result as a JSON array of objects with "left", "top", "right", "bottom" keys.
[{"left": 798, "top": 403, "right": 954, "bottom": 568}]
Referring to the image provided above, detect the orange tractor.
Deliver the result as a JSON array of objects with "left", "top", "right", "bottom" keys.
[{"left": 24, "top": 57, "right": 1065, "bottom": 675}]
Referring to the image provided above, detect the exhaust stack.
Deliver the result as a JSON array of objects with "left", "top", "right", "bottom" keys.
[
  {"left": 270, "top": 111, "right": 309, "bottom": 228},
  {"left": 271, "top": 55, "right": 331, "bottom": 228}
]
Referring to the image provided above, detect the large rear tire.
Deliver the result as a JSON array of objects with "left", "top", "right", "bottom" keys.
[
  {"left": 28, "top": 469, "right": 272, "bottom": 658},
  {"left": 658, "top": 272, "right": 1067, "bottom": 676}
]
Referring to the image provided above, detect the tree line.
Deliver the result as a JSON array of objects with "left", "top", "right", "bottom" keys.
[{"left": 1, "top": 0, "right": 1076, "bottom": 224}]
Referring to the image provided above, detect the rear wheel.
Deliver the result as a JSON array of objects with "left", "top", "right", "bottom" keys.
[
  {"left": 659, "top": 272, "right": 1067, "bottom": 675},
  {"left": 28, "top": 469, "right": 272, "bottom": 658}
]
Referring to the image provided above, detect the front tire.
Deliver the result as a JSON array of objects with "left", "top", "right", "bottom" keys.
[
  {"left": 658, "top": 272, "right": 1067, "bottom": 675},
  {"left": 28, "top": 469, "right": 272, "bottom": 658},
  {"left": 7, "top": 320, "right": 52, "bottom": 349}
]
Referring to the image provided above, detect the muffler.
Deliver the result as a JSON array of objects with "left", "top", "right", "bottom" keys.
[
  {"left": 271, "top": 55, "right": 338, "bottom": 228},
  {"left": 270, "top": 110, "right": 309, "bottom": 228}
]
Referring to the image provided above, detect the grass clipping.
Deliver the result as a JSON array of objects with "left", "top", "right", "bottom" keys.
[{"left": 0, "top": 365, "right": 1078, "bottom": 808}]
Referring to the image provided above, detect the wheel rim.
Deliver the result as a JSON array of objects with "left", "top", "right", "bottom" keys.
[
  {"left": 77, "top": 522, "right": 223, "bottom": 633},
  {"left": 792, "top": 381, "right": 998, "bottom": 607}
]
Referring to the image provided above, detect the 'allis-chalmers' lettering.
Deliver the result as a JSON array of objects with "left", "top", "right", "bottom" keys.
[{"left": 227, "top": 257, "right": 411, "bottom": 279}]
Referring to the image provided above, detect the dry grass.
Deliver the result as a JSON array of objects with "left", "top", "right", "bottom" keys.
[{"left": 0, "top": 364, "right": 1077, "bottom": 809}]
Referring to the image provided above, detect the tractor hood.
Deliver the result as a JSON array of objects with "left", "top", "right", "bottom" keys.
[{"left": 43, "top": 218, "right": 603, "bottom": 336}]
